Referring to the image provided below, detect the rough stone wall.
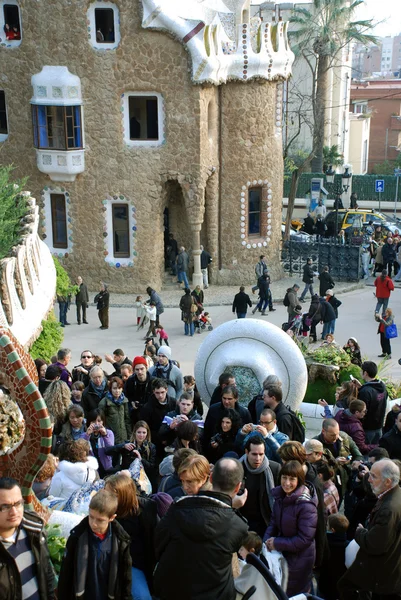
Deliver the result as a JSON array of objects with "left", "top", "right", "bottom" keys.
[
  {"left": 217, "top": 81, "right": 284, "bottom": 285},
  {"left": 0, "top": 1, "right": 286, "bottom": 292},
  {"left": 0, "top": 0, "right": 209, "bottom": 293}
]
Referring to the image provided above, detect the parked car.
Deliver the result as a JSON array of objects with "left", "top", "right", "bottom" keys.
[
  {"left": 281, "top": 224, "right": 312, "bottom": 242},
  {"left": 325, "top": 209, "right": 401, "bottom": 236}
]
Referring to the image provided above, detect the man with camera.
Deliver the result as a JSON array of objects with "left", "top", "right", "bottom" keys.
[
  {"left": 337, "top": 459, "right": 401, "bottom": 600},
  {"left": 158, "top": 392, "right": 204, "bottom": 448},
  {"left": 203, "top": 385, "right": 252, "bottom": 453},
  {"left": 236, "top": 408, "right": 289, "bottom": 462},
  {"left": 238, "top": 436, "right": 280, "bottom": 537}
]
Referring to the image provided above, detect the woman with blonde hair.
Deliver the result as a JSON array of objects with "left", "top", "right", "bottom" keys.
[
  {"left": 105, "top": 472, "right": 158, "bottom": 600},
  {"left": 43, "top": 379, "right": 71, "bottom": 434},
  {"left": 177, "top": 454, "right": 211, "bottom": 495},
  {"left": 106, "top": 420, "right": 157, "bottom": 488}
]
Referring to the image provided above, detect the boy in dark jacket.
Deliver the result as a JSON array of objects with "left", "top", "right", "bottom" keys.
[
  {"left": 58, "top": 490, "right": 132, "bottom": 600},
  {"left": 319, "top": 513, "right": 349, "bottom": 600}
]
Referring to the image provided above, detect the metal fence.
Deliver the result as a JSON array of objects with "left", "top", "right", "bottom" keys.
[
  {"left": 283, "top": 173, "right": 398, "bottom": 202},
  {"left": 281, "top": 238, "right": 362, "bottom": 281}
]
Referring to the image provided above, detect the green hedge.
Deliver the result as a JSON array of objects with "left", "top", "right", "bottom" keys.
[
  {"left": 0, "top": 166, "right": 29, "bottom": 259},
  {"left": 284, "top": 172, "right": 399, "bottom": 202},
  {"left": 303, "top": 363, "right": 363, "bottom": 405},
  {"left": 30, "top": 310, "right": 64, "bottom": 363}
]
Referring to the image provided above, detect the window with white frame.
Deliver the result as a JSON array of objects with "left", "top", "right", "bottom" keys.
[
  {"left": 102, "top": 195, "right": 136, "bottom": 267},
  {"left": 0, "top": 91, "right": 8, "bottom": 140},
  {"left": 87, "top": 1, "right": 120, "bottom": 50},
  {"left": 0, "top": 1, "right": 21, "bottom": 46},
  {"left": 354, "top": 102, "right": 367, "bottom": 115},
  {"left": 50, "top": 193, "right": 68, "bottom": 249},
  {"left": 122, "top": 92, "right": 165, "bottom": 147},
  {"left": 32, "top": 105, "right": 83, "bottom": 150},
  {"left": 41, "top": 188, "right": 73, "bottom": 255}
]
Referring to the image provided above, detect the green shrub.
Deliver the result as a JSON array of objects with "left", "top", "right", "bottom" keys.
[
  {"left": 45, "top": 523, "right": 67, "bottom": 575},
  {"left": 53, "top": 257, "right": 78, "bottom": 298},
  {"left": 30, "top": 311, "right": 64, "bottom": 363},
  {"left": 0, "top": 166, "right": 29, "bottom": 259}
]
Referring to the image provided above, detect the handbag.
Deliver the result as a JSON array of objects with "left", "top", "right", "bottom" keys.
[{"left": 385, "top": 323, "right": 398, "bottom": 339}]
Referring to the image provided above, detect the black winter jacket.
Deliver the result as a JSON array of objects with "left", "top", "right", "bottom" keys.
[
  {"left": 94, "top": 290, "right": 109, "bottom": 310},
  {"left": 124, "top": 372, "right": 154, "bottom": 418},
  {"left": 154, "top": 491, "right": 248, "bottom": 600},
  {"left": 358, "top": 379, "right": 388, "bottom": 431},
  {"left": 379, "top": 425, "right": 401, "bottom": 459},
  {"left": 274, "top": 402, "right": 294, "bottom": 439},
  {"left": 203, "top": 402, "right": 252, "bottom": 450},
  {"left": 302, "top": 263, "right": 315, "bottom": 284},
  {"left": 139, "top": 395, "right": 176, "bottom": 449},
  {"left": 0, "top": 511, "right": 56, "bottom": 600},
  {"left": 81, "top": 382, "right": 108, "bottom": 418},
  {"left": 319, "top": 271, "right": 335, "bottom": 296},
  {"left": 319, "top": 299, "right": 336, "bottom": 323},
  {"left": 232, "top": 291, "right": 252, "bottom": 314},
  {"left": 346, "top": 485, "right": 401, "bottom": 595},
  {"left": 58, "top": 517, "right": 132, "bottom": 600}
]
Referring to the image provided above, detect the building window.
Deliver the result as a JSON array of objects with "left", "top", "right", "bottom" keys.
[
  {"left": 1, "top": 1, "right": 21, "bottom": 44},
  {"left": 50, "top": 193, "right": 68, "bottom": 249},
  {"left": 32, "top": 105, "right": 83, "bottom": 150},
  {"left": 0, "top": 91, "right": 8, "bottom": 138},
  {"left": 95, "top": 7, "right": 114, "bottom": 42},
  {"left": 88, "top": 2, "right": 120, "bottom": 50},
  {"left": 102, "top": 195, "right": 136, "bottom": 267},
  {"left": 129, "top": 96, "right": 158, "bottom": 140},
  {"left": 354, "top": 102, "right": 367, "bottom": 114},
  {"left": 248, "top": 188, "right": 261, "bottom": 236},
  {"left": 112, "top": 204, "right": 130, "bottom": 258},
  {"left": 122, "top": 92, "right": 165, "bottom": 147}
]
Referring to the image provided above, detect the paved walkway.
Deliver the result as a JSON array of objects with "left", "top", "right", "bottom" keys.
[{"left": 88, "top": 276, "right": 364, "bottom": 308}]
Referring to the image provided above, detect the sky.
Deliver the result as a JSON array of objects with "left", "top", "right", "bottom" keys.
[{"left": 356, "top": 0, "right": 401, "bottom": 38}]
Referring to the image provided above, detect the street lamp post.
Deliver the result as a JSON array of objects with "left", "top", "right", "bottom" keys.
[
  {"left": 325, "top": 165, "right": 339, "bottom": 236},
  {"left": 394, "top": 168, "right": 401, "bottom": 218},
  {"left": 341, "top": 165, "right": 353, "bottom": 209}
]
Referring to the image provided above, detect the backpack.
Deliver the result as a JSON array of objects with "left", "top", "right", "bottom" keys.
[
  {"left": 283, "top": 291, "right": 290, "bottom": 307},
  {"left": 286, "top": 406, "right": 305, "bottom": 443}
]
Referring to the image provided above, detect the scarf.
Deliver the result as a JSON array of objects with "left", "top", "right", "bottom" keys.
[
  {"left": 239, "top": 454, "right": 275, "bottom": 510},
  {"left": 106, "top": 390, "right": 125, "bottom": 406},
  {"left": 156, "top": 361, "right": 170, "bottom": 376},
  {"left": 90, "top": 378, "right": 107, "bottom": 397}
]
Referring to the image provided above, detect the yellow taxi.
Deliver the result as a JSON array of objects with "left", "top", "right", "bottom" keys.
[{"left": 325, "top": 209, "right": 400, "bottom": 235}]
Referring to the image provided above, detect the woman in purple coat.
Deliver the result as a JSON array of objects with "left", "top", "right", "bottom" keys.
[{"left": 264, "top": 460, "right": 318, "bottom": 596}]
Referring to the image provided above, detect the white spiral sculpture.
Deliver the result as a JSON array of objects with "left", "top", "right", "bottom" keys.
[{"left": 195, "top": 319, "right": 308, "bottom": 410}]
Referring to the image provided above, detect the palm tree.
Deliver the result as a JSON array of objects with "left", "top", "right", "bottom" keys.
[{"left": 289, "top": 0, "right": 376, "bottom": 173}]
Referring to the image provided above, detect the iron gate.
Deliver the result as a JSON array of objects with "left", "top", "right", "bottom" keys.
[{"left": 281, "top": 239, "right": 362, "bottom": 281}]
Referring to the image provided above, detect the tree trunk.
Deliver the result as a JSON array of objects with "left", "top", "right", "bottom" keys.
[
  {"left": 284, "top": 169, "right": 300, "bottom": 241},
  {"left": 311, "top": 53, "right": 330, "bottom": 173}
]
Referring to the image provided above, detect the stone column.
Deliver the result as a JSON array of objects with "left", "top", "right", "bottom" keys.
[{"left": 191, "top": 223, "right": 203, "bottom": 288}]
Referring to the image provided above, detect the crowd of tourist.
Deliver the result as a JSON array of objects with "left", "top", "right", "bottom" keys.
[{"left": 1, "top": 335, "right": 401, "bottom": 600}]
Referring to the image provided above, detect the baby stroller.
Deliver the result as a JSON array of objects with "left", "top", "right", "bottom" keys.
[
  {"left": 194, "top": 310, "right": 213, "bottom": 333},
  {"left": 240, "top": 553, "right": 323, "bottom": 600}
]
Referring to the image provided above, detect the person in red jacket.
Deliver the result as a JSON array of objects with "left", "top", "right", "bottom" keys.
[
  {"left": 334, "top": 399, "right": 377, "bottom": 455},
  {"left": 374, "top": 269, "right": 394, "bottom": 315}
]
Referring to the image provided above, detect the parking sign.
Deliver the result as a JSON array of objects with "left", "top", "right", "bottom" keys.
[{"left": 375, "top": 179, "right": 385, "bottom": 193}]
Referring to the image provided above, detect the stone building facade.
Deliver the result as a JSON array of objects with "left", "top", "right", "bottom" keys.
[{"left": 0, "top": 0, "right": 294, "bottom": 292}]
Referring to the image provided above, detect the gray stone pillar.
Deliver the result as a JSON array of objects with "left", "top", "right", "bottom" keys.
[{"left": 191, "top": 224, "right": 203, "bottom": 288}]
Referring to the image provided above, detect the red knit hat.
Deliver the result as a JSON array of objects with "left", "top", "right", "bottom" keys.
[{"left": 133, "top": 356, "right": 147, "bottom": 367}]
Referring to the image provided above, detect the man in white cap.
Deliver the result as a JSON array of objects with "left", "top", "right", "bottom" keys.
[
  {"left": 304, "top": 439, "right": 324, "bottom": 463},
  {"left": 149, "top": 346, "right": 183, "bottom": 400}
]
